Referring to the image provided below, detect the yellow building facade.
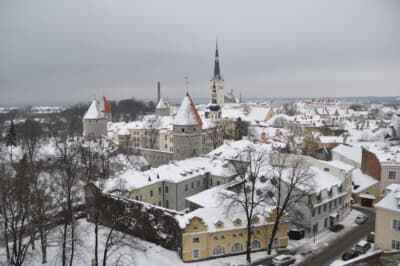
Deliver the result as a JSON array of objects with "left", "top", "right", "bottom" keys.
[{"left": 181, "top": 209, "right": 289, "bottom": 262}]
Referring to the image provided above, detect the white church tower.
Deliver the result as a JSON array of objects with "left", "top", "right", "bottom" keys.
[{"left": 210, "top": 41, "right": 224, "bottom": 106}]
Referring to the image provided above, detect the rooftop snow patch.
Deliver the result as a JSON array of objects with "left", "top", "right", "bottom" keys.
[
  {"left": 332, "top": 144, "right": 362, "bottom": 165},
  {"left": 156, "top": 97, "right": 169, "bottom": 109},
  {"left": 352, "top": 169, "right": 379, "bottom": 194},
  {"left": 173, "top": 94, "right": 202, "bottom": 126}
]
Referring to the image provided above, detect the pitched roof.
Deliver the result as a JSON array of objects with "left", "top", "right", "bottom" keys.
[
  {"left": 156, "top": 97, "right": 169, "bottom": 109},
  {"left": 103, "top": 96, "right": 112, "bottom": 113},
  {"left": 173, "top": 93, "right": 202, "bottom": 126}
]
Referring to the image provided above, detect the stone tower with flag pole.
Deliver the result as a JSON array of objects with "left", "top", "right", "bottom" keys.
[{"left": 210, "top": 41, "right": 224, "bottom": 106}]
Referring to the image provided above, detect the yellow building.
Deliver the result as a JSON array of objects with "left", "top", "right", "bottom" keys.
[
  {"left": 179, "top": 207, "right": 289, "bottom": 262},
  {"left": 375, "top": 184, "right": 400, "bottom": 251}
]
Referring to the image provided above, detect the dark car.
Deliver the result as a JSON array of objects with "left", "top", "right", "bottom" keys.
[
  {"left": 329, "top": 224, "right": 344, "bottom": 232},
  {"left": 355, "top": 215, "right": 368, "bottom": 224},
  {"left": 342, "top": 249, "right": 360, "bottom": 261},
  {"left": 289, "top": 228, "right": 305, "bottom": 240},
  {"left": 367, "top": 232, "right": 375, "bottom": 243}
]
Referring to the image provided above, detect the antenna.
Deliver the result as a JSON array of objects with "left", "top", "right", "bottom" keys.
[{"left": 184, "top": 75, "right": 189, "bottom": 94}]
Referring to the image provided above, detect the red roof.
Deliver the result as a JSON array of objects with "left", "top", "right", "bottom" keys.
[{"left": 103, "top": 96, "right": 112, "bottom": 113}]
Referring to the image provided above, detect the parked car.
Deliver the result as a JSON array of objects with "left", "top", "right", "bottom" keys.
[
  {"left": 355, "top": 215, "right": 368, "bottom": 224},
  {"left": 342, "top": 249, "right": 360, "bottom": 261},
  {"left": 354, "top": 240, "right": 371, "bottom": 254},
  {"left": 289, "top": 228, "right": 305, "bottom": 240},
  {"left": 272, "top": 254, "right": 296, "bottom": 266},
  {"left": 367, "top": 232, "right": 375, "bottom": 243},
  {"left": 329, "top": 224, "right": 344, "bottom": 232}
]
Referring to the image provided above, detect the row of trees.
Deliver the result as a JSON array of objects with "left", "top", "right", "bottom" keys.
[{"left": 0, "top": 120, "right": 134, "bottom": 266}]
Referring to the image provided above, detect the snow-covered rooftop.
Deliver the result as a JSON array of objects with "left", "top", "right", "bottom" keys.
[
  {"left": 375, "top": 184, "right": 400, "bottom": 213},
  {"left": 84, "top": 99, "right": 103, "bottom": 120},
  {"left": 332, "top": 144, "right": 362, "bottom": 165},
  {"left": 173, "top": 94, "right": 202, "bottom": 126},
  {"left": 352, "top": 169, "right": 379, "bottom": 194}
]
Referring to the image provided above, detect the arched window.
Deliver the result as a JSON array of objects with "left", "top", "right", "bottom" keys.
[
  {"left": 212, "top": 246, "right": 225, "bottom": 256},
  {"left": 231, "top": 243, "right": 244, "bottom": 253},
  {"left": 251, "top": 239, "right": 262, "bottom": 250}
]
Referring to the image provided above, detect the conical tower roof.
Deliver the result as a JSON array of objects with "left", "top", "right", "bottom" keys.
[{"left": 173, "top": 93, "right": 202, "bottom": 126}]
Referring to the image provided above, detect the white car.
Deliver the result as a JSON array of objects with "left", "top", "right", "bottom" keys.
[{"left": 272, "top": 254, "right": 296, "bottom": 266}]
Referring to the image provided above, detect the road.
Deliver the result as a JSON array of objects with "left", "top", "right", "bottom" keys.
[{"left": 298, "top": 206, "right": 375, "bottom": 266}]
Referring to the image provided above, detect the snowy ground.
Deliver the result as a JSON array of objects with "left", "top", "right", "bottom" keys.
[
  {"left": 0, "top": 219, "right": 274, "bottom": 266},
  {"left": 286, "top": 209, "right": 362, "bottom": 265},
  {"left": 330, "top": 248, "right": 379, "bottom": 266}
]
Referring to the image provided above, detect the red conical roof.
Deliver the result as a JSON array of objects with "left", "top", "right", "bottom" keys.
[{"left": 103, "top": 96, "right": 112, "bottom": 113}]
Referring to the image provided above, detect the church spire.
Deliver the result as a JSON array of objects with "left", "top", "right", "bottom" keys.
[{"left": 213, "top": 40, "right": 221, "bottom": 80}]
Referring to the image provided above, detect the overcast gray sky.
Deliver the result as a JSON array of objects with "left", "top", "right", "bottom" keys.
[{"left": 1, "top": 0, "right": 400, "bottom": 105}]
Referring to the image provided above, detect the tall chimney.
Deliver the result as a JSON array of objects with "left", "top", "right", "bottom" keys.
[{"left": 157, "top": 82, "right": 161, "bottom": 103}]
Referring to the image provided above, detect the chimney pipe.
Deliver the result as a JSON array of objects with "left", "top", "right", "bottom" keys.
[{"left": 157, "top": 82, "right": 161, "bottom": 103}]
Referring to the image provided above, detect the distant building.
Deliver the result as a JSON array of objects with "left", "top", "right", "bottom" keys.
[
  {"left": 83, "top": 96, "right": 112, "bottom": 140},
  {"left": 210, "top": 42, "right": 224, "bottom": 106},
  {"left": 155, "top": 97, "right": 170, "bottom": 117}
]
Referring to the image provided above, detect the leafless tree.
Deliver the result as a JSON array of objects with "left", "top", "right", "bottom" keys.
[
  {"left": 0, "top": 156, "right": 34, "bottom": 266},
  {"left": 266, "top": 152, "right": 315, "bottom": 254},
  {"left": 220, "top": 146, "right": 269, "bottom": 263},
  {"left": 79, "top": 141, "right": 111, "bottom": 266},
  {"left": 143, "top": 117, "right": 160, "bottom": 149},
  {"left": 53, "top": 134, "right": 82, "bottom": 266},
  {"left": 209, "top": 125, "right": 223, "bottom": 150}
]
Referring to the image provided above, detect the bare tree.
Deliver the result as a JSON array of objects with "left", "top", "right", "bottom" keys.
[
  {"left": 266, "top": 152, "right": 315, "bottom": 254},
  {"left": 53, "top": 134, "right": 82, "bottom": 266},
  {"left": 79, "top": 141, "right": 111, "bottom": 266},
  {"left": 143, "top": 117, "right": 160, "bottom": 149},
  {"left": 220, "top": 146, "right": 269, "bottom": 263},
  {"left": 0, "top": 156, "right": 34, "bottom": 266}
]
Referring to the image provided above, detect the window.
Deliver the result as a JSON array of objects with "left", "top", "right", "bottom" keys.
[
  {"left": 193, "top": 128, "right": 196, "bottom": 131},
  {"left": 389, "top": 171, "right": 396, "bottom": 180},
  {"left": 165, "top": 200, "right": 169, "bottom": 208},
  {"left": 185, "top": 184, "right": 188, "bottom": 191},
  {"left": 203, "top": 178, "right": 206, "bottom": 185},
  {"left": 318, "top": 206, "right": 321, "bottom": 215},
  {"left": 257, "top": 230, "right": 261, "bottom": 235},
  {"left": 192, "top": 249, "right": 200, "bottom": 260},
  {"left": 312, "top": 208, "right": 315, "bottom": 217},
  {"left": 232, "top": 234, "right": 237, "bottom": 238},
  {"left": 150, "top": 190, "right": 153, "bottom": 197},
  {"left": 324, "top": 168, "right": 330, "bottom": 172},
  {"left": 165, "top": 186, "right": 169, "bottom": 193},
  {"left": 339, "top": 197, "right": 342, "bottom": 205},
  {"left": 251, "top": 240, "right": 262, "bottom": 250},
  {"left": 393, "top": 219, "right": 400, "bottom": 231},
  {"left": 334, "top": 199, "right": 337, "bottom": 207},
  {"left": 323, "top": 204, "right": 327, "bottom": 212},
  {"left": 135, "top": 196, "right": 139, "bottom": 200},
  {"left": 181, "top": 128, "right": 185, "bottom": 133},
  {"left": 165, "top": 135, "right": 168, "bottom": 140},
  {"left": 165, "top": 144, "right": 168, "bottom": 149},
  {"left": 197, "top": 180, "right": 200, "bottom": 187},
  {"left": 231, "top": 243, "right": 244, "bottom": 253},
  {"left": 221, "top": 235, "right": 225, "bottom": 239},
  {"left": 159, "top": 187, "right": 162, "bottom": 195},
  {"left": 213, "top": 236, "right": 218, "bottom": 240},
  {"left": 212, "top": 246, "right": 225, "bottom": 256},
  {"left": 193, "top": 237, "right": 200, "bottom": 243},
  {"left": 217, "top": 181, "right": 220, "bottom": 185},
  {"left": 158, "top": 201, "right": 161, "bottom": 206},
  {"left": 329, "top": 202, "right": 332, "bottom": 210},
  {"left": 239, "top": 233, "right": 243, "bottom": 237},
  {"left": 324, "top": 218, "right": 328, "bottom": 228},
  {"left": 191, "top": 182, "right": 194, "bottom": 189},
  {"left": 392, "top": 240, "right": 400, "bottom": 250}
]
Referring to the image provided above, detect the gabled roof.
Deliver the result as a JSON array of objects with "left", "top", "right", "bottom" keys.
[
  {"left": 103, "top": 96, "right": 112, "bottom": 113},
  {"left": 173, "top": 93, "right": 203, "bottom": 126}
]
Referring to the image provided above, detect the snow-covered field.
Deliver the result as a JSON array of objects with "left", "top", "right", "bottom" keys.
[{"left": 0, "top": 219, "right": 274, "bottom": 266}]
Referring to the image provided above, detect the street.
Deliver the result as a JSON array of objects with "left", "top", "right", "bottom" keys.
[{"left": 298, "top": 206, "right": 375, "bottom": 266}]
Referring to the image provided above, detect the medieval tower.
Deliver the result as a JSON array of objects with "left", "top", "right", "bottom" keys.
[{"left": 172, "top": 93, "right": 203, "bottom": 161}]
